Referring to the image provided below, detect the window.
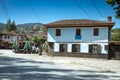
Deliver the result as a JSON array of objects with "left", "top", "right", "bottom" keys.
[
  {"left": 8, "top": 36, "right": 10, "bottom": 39},
  {"left": 76, "top": 29, "right": 81, "bottom": 36},
  {"left": 21, "top": 36, "right": 23, "bottom": 40},
  {"left": 4, "top": 35, "right": 7, "bottom": 39},
  {"left": 93, "top": 28, "right": 99, "bottom": 36},
  {"left": 72, "top": 44, "right": 80, "bottom": 53},
  {"left": 75, "top": 29, "right": 81, "bottom": 39},
  {"left": 56, "top": 29, "right": 61, "bottom": 36},
  {"left": 89, "top": 44, "right": 100, "bottom": 53},
  {"left": 105, "top": 45, "right": 108, "bottom": 51},
  {"left": 59, "top": 44, "right": 67, "bottom": 52}
]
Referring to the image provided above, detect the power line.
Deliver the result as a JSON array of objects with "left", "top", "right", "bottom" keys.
[
  {"left": 0, "top": 0, "right": 10, "bottom": 19},
  {"left": 27, "top": 0, "right": 40, "bottom": 21},
  {"left": 73, "top": 0, "right": 92, "bottom": 19},
  {"left": 91, "top": 0, "right": 104, "bottom": 18}
]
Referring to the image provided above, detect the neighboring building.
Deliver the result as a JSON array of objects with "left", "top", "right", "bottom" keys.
[
  {"left": 0, "top": 31, "right": 26, "bottom": 49},
  {"left": 45, "top": 17, "right": 115, "bottom": 58},
  {"left": 24, "top": 30, "right": 47, "bottom": 39}
]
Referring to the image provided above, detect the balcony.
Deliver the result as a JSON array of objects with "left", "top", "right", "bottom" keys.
[{"left": 75, "top": 35, "right": 81, "bottom": 40}]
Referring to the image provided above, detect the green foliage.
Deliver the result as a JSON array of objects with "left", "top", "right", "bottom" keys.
[
  {"left": 40, "top": 26, "right": 47, "bottom": 32},
  {"left": 23, "top": 40, "right": 32, "bottom": 51},
  {"left": 17, "top": 23, "right": 43, "bottom": 31},
  {"left": 32, "top": 35, "right": 46, "bottom": 55},
  {"left": 33, "top": 24, "right": 40, "bottom": 31},
  {"left": 32, "top": 36, "right": 46, "bottom": 45},
  {"left": 111, "top": 28, "right": 120, "bottom": 41},
  {"left": 6, "top": 19, "right": 17, "bottom": 32},
  {"left": 12, "top": 40, "right": 17, "bottom": 50},
  {"left": 0, "top": 27, "right": 2, "bottom": 32},
  {"left": 18, "top": 28, "right": 25, "bottom": 34},
  {"left": 106, "top": 0, "right": 120, "bottom": 19}
]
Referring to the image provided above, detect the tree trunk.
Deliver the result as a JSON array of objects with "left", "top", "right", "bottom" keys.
[{"left": 38, "top": 44, "right": 42, "bottom": 55}]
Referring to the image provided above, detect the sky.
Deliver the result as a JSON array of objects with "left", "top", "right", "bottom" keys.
[{"left": 0, "top": 0, "right": 119, "bottom": 28}]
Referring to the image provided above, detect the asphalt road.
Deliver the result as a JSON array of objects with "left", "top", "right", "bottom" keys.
[{"left": 0, "top": 50, "right": 120, "bottom": 80}]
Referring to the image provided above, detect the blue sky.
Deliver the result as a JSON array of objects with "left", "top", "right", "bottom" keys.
[{"left": 0, "top": 0, "right": 119, "bottom": 28}]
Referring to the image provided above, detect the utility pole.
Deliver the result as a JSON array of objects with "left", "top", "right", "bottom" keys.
[{"left": 16, "top": 28, "right": 19, "bottom": 52}]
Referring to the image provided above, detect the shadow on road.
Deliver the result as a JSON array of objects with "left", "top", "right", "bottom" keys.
[{"left": 0, "top": 53, "right": 120, "bottom": 80}]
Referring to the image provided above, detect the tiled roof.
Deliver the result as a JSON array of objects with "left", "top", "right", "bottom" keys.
[
  {"left": 45, "top": 19, "right": 115, "bottom": 28},
  {"left": 0, "top": 32, "right": 25, "bottom": 36}
]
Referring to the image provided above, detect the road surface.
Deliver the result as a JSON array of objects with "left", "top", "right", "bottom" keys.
[{"left": 0, "top": 50, "right": 120, "bottom": 80}]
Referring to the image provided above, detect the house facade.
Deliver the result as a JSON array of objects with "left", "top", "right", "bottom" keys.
[
  {"left": 45, "top": 17, "right": 115, "bottom": 58},
  {"left": 0, "top": 32, "right": 26, "bottom": 49}
]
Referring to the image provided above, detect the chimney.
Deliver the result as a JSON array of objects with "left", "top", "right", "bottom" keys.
[{"left": 107, "top": 16, "right": 112, "bottom": 22}]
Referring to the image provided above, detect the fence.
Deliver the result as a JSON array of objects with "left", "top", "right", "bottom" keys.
[{"left": 109, "top": 41, "right": 120, "bottom": 60}]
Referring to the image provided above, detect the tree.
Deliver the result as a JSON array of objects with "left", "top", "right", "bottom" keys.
[
  {"left": 18, "top": 28, "right": 25, "bottom": 34},
  {"left": 23, "top": 39, "right": 32, "bottom": 52},
  {"left": 0, "top": 26, "right": 2, "bottom": 32},
  {"left": 106, "top": 0, "right": 120, "bottom": 19},
  {"left": 33, "top": 24, "right": 40, "bottom": 31},
  {"left": 111, "top": 28, "right": 120, "bottom": 41},
  {"left": 40, "top": 25, "right": 47, "bottom": 32},
  {"left": 32, "top": 36, "right": 46, "bottom": 55},
  {"left": 6, "top": 19, "right": 17, "bottom": 32},
  {"left": 12, "top": 21, "right": 17, "bottom": 31}
]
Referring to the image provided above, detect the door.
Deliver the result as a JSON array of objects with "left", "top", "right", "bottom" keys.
[{"left": 48, "top": 42, "right": 54, "bottom": 56}]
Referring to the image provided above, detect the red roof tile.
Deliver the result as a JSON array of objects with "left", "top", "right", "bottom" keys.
[
  {"left": 1, "top": 32, "right": 25, "bottom": 36},
  {"left": 45, "top": 19, "right": 115, "bottom": 28}
]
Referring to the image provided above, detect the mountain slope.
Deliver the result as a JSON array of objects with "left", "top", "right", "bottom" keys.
[
  {"left": 0, "top": 22, "right": 43, "bottom": 30},
  {"left": 0, "top": 23, "right": 6, "bottom": 30},
  {"left": 17, "top": 23, "right": 43, "bottom": 28}
]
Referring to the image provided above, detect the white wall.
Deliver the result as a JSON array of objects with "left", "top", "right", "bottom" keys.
[
  {"left": 2, "top": 35, "right": 13, "bottom": 42},
  {"left": 2, "top": 35, "right": 25, "bottom": 43},
  {"left": 48, "top": 27, "right": 109, "bottom": 54},
  {"left": 54, "top": 43, "right": 108, "bottom": 54},
  {"left": 48, "top": 27, "right": 108, "bottom": 43}
]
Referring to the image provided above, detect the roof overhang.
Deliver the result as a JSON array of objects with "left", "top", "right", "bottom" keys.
[{"left": 45, "top": 22, "right": 115, "bottom": 28}]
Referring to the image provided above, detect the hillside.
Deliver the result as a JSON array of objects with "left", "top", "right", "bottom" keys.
[
  {"left": 0, "top": 22, "right": 43, "bottom": 31},
  {"left": 0, "top": 23, "right": 6, "bottom": 30},
  {"left": 17, "top": 23, "right": 43, "bottom": 28}
]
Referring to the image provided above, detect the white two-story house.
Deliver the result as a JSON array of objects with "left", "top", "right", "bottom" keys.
[
  {"left": 0, "top": 32, "right": 26, "bottom": 49},
  {"left": 45, "top": 17, "right": 115, "bottom": 58}
]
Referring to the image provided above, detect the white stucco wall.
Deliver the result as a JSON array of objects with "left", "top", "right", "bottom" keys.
[
  {"left": 54, "top": 43, "right": 108, "bottom": 54},
  {"left": 2, "top": 35, "right": 25, "bottom": 43},
  {"left": 48, "top": 27, "right": 109, "bottom": 54},
  {"left": 47, "top": 27, "right": 108, "bottom": 43},
  {"left": 2, "top": 35, "right": 13, "bottom": 42}
]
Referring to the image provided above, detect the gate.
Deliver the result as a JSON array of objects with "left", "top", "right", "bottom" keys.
[
  {"left": 108, "top": 41, "right": 120, "bottom": 60},
  {"left": 48, "top": 42, "right": 54, "bottom": 56}
]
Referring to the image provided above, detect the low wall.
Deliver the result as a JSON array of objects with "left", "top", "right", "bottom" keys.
[
  {"left": 115, "top": 52, "right": 120, "bottom": 60},
  {"left": 48, "top": 52, "right": 108, "bottom": 59}
]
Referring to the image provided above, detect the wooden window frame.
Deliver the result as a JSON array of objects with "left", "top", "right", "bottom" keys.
[
  {"left": 59, "top": 44, "right": 67, "bottom": 52},
  {"left": 56, "top": 29, "right": 61, "bottom": 36},
  {"left": 72, "top": 44, "right": 80, "bottom": 53},
  {"left": 93, "top": 28, "right": 99, "bottom": 36},
  {"left": 89, "top": 44, "right": 100, "bottom": 53},
  {"left": 76, "top": 29, "right": 81, "bottom": 36}
]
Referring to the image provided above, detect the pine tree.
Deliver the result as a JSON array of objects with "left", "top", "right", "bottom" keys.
[
  {"left": 6, "top": 19, "right": 17, "bottom": 32},
  {"left": 106, "top": 0, "right": 120, "bottom": 19}
]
